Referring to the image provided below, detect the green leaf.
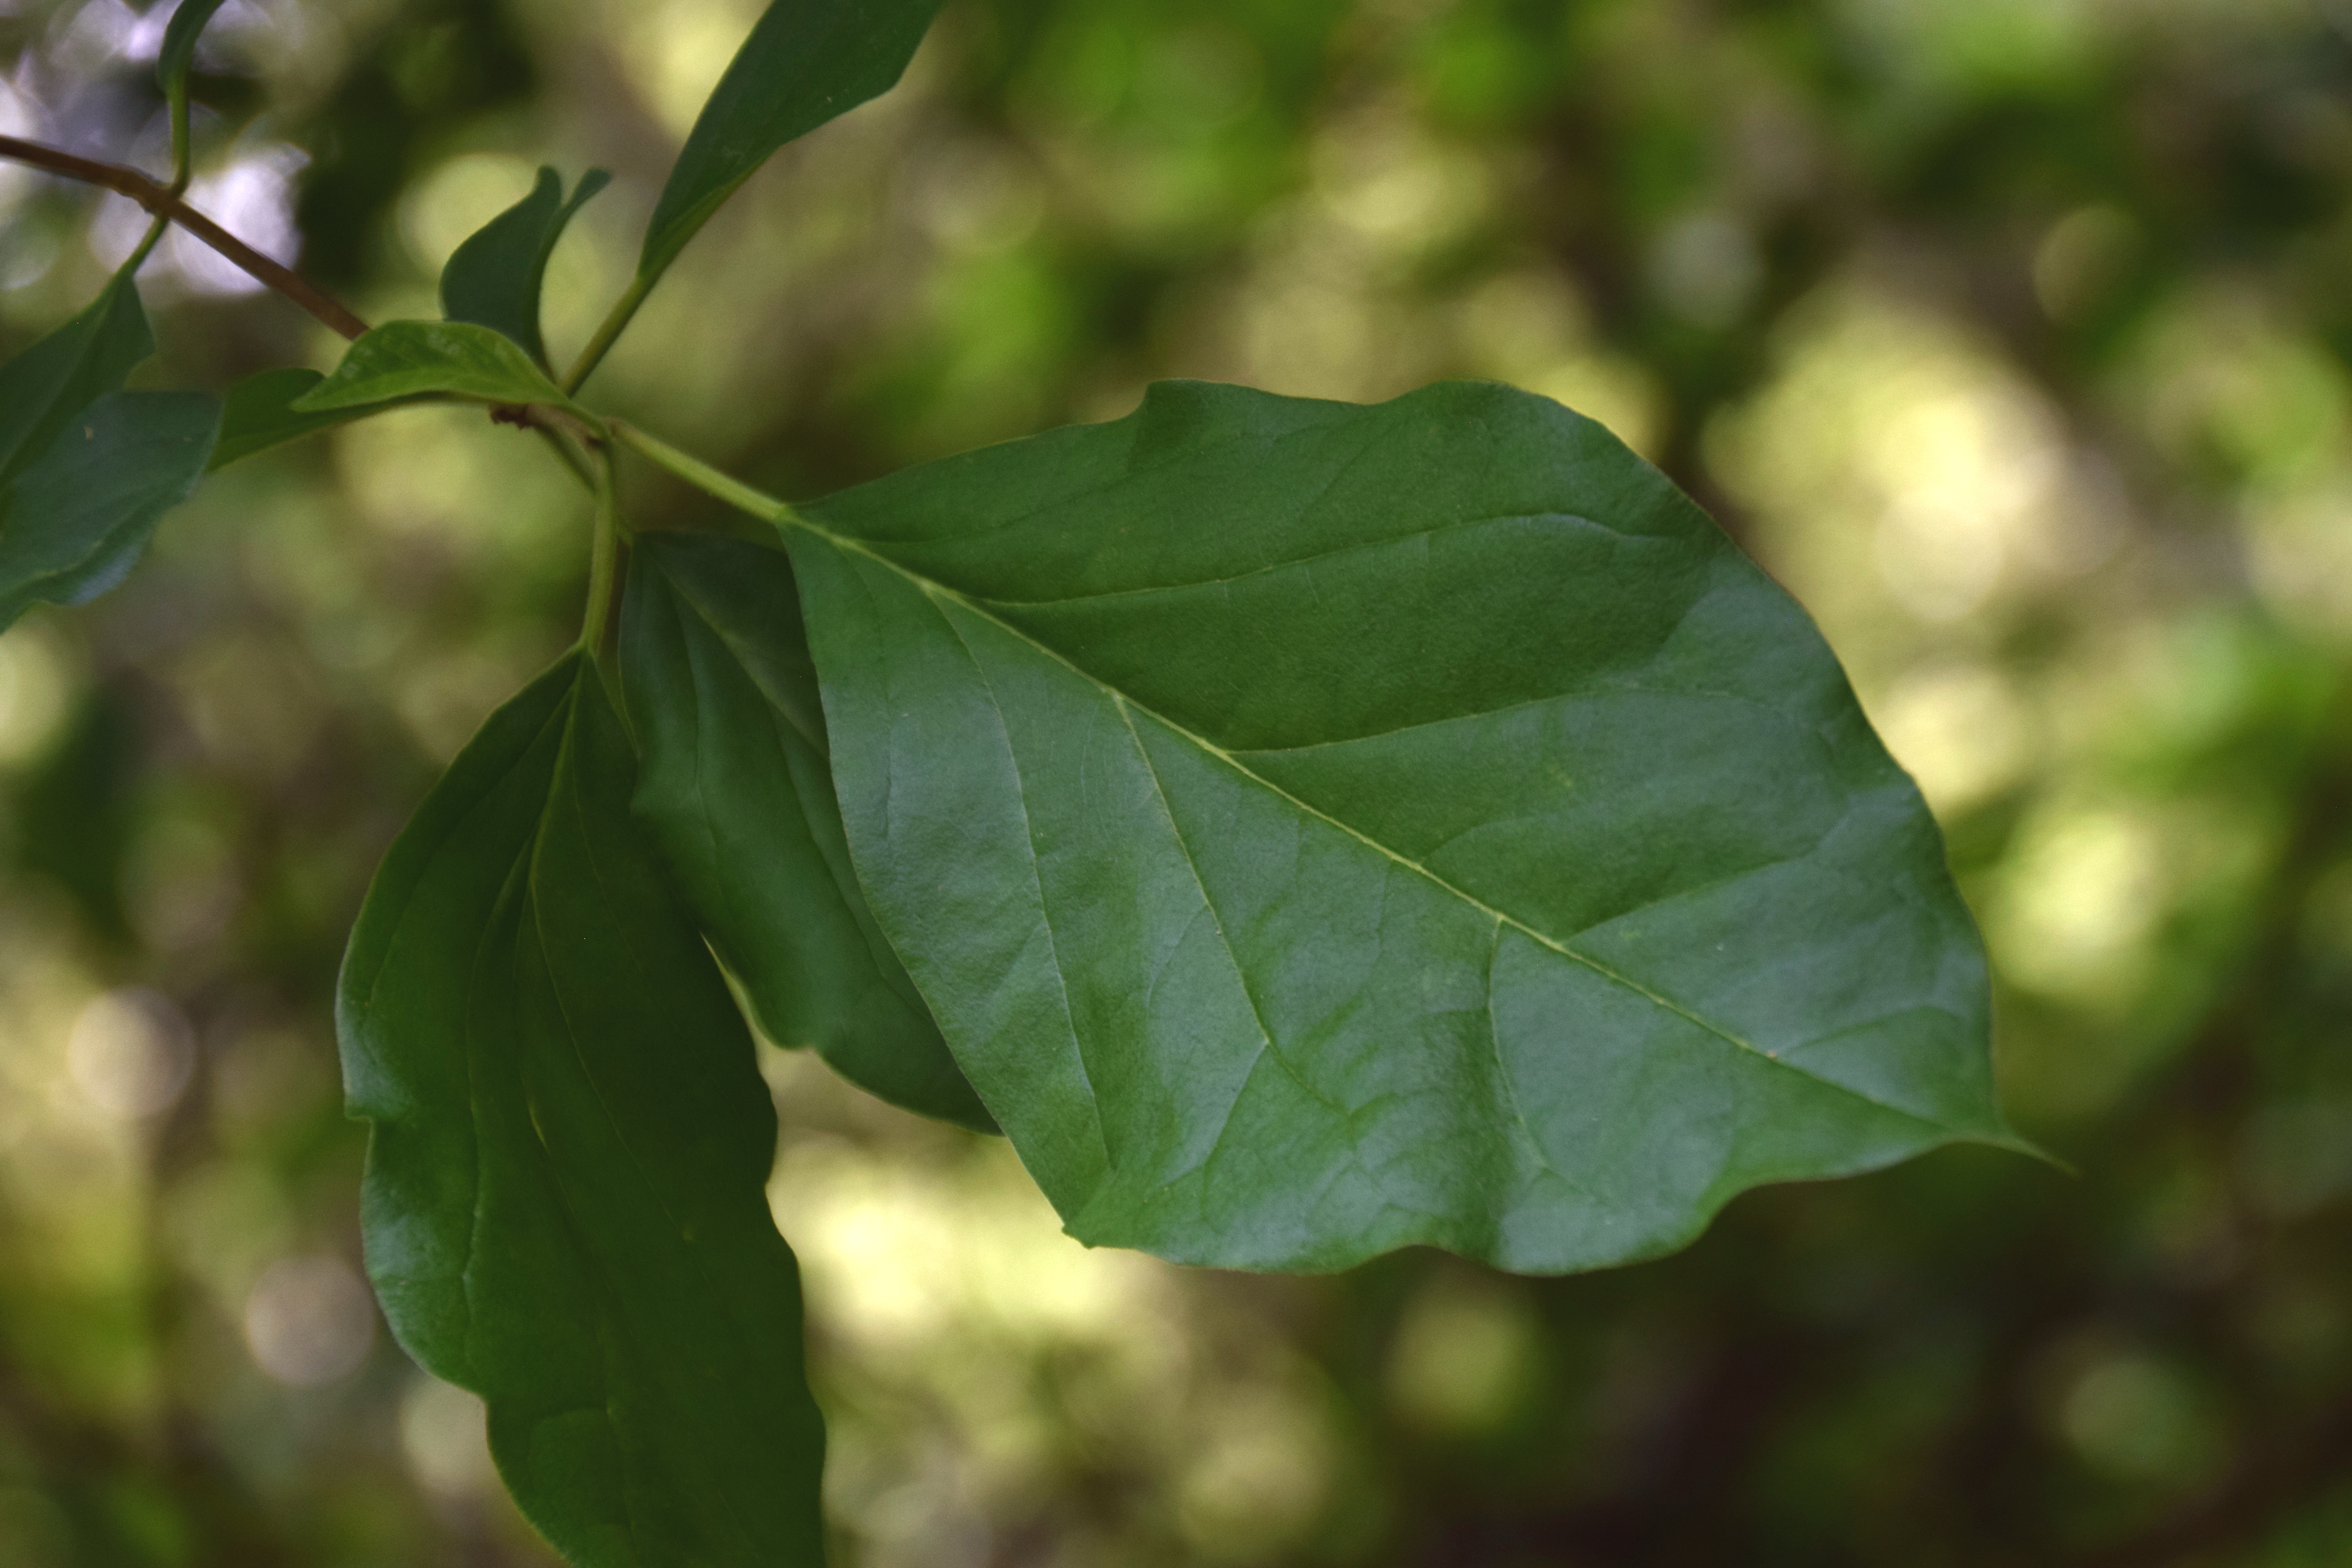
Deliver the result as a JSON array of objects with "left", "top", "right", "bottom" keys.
[
  {"left": 776, "top": 379, "right": 2025, "bottom": 1275},
  {"left": 442, "top": 167, "right": 612, "bottom": 370},
  {"left": 621, "top": 532, "right": 995, "bottom": 1134},
  {"left": 209, "top": 367, "right": 414, "bottom": 470},
  {"left": 293, "top": 321, "right": 578, "bottom": 414},
  {"left": 0, "top": 391, "right": 219, "bottom": 629},
  {"left": 340, "top": 655, "right": 826, "bottom": 1567},
  {"left": 157, "top": 0, "right": 231, "bottom": 183},
  {"left": 0, "top": 273, "right": 152, "bottom": 488},
  {"left": 0, "top": 275, "right": 216, "bottom": 632},
  {"left": 156, "top": 0, "right": 229, "bottom": 107},
  {"left": 639, "top": 0, "right": 944, "bottom": 284}
]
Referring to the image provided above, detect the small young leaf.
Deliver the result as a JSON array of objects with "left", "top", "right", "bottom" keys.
[
  {"left": 293, "top": 321, "right": 577, "bottom": 414},
  {"left": 639, "top": 0, "right": 944, "bottom": 285},
  {"left": 210, "top": 367, "right": 414, "bottom": 470},
  {"left": 0, "top": 272, "right": 152, "bottom": 488},
  {"left": 156, "top": 0, "right": 230, "bottom": 108},
  {"left": 341, "top": 656, "right": 826, "bottom": 1568},
  {"left": 0, "top": 390, "right": 220, "bottom": 630},
  {"left": 156, "top": 0, "right": 231, "bottom": 184},
  {"left": 621, "top": 532, "right": 995, "bottom": 1133},
  {"left": 777, "top": 379, "right": 2027, "bottom": 1276},
  {"left": 441, "top": 167, "right": 612, "bottom": 370}
]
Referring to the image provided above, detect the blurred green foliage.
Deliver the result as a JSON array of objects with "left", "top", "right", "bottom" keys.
[{"left": 0, "top": 0, "right": 2348, "bottom": 1563}]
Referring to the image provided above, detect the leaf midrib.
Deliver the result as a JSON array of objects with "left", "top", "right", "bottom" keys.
[
  {"left": 526, "top": 717, "right": 771, "bottom": 1563},
  {"left": 924, "top": 591, "right": 1114, "bottom": 1181},
  {"left": 952, "top": 505, "right": 1633, "bottom": 607},
  {"left": 782, "top": 509, "right": 1962, "bottom": 1136},
  {"left": 660, "top": 560, "right": 827, "bottom": 755}
]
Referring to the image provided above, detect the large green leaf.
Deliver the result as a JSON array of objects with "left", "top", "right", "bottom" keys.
[
  {"left": 0, "top": 390, "right": 219, "bottom": 628},
  {"left": 0, "top": 273, "right": 152, "bottom": 487},
  {"left": 442, "top": 167, "right": 612, "bottom": 369},
  {"left": 209, "top": 368, "right": 414, "bottom": 470},
  {"left": 339, "top": 656, "right": 826, "bottom": 1567},
  {"left": 621, "top": 532, "right": 994, "bottom": 1133},
  {"left": 638, "top": 0, "right": 944, "bottom": 284},
  {"left": 775, "top": 379, "right": 2025, "bottom": 1275},
  {"left": 0, "top": 277, "right": 218, "bottom": 631},
  {"left": 295, "top": 321, "right": 578, "bottom": 414}
]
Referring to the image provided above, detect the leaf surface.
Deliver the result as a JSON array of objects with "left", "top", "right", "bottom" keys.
[
  {"left": 0, "top": 391, "right": 219, "bottom": 628},
  {"left": 0, "top": 277, "right": 217, "bottom": 631},
  {"left": 339, "top": 656, "right": 826, "bottom": 1566},
  {"left": 210, "top": 367, "right": 413, "bottom": 470},
  {"left": 0, "top": 274, "right": 152, "bottom": 487},
  {"left": 638, "top": 0, "right": 944, "bottom": 283},
  {"left": 295, "top": 321, "right": 575, "bottom": 413},
  {"left": 442, "top": 167, "right": 612, "bottom": 369},
  {"left": 778, "top": 379, "right": 2022, "bottom": 1275},
  {"left": 621, "top": 533, "right": 993, "bottom": 1132}
]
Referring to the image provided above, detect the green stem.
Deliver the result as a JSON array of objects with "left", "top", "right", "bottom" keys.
[
  {"left": 123, "top": 214, "right": 170, "bottom": 274},
  {"left": 169, "top": 98, "right": 193, "bottom": 196},
  {"left": 607, "top": 421, "right": 797, "bottom": 526},
  {"left": 560, "top": 273, "right": 656, "bottom": 397},
  {"left": 533, "top": 424, "right": 598, "bottom": 494},
  {"left": 580, "top": 445, "right": 624, "bottom": 661}
]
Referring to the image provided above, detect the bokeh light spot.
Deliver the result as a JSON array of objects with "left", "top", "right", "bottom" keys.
[
  {"left": 398, "top": 152, "right": 542, "bottom": 278},
  {"left": 0, "top": 620, "right": 75, "bottom": 765},
  {"left": 1651, "top": 211, "right": 1761, "bottom": 329},
  {"left": 65, "top": 987, "right": 195, "bottom": 1122},
  {"left": 243, "top": 1254, "right": 377, "bottom": 1387},
  {"left": 1386, "top": 1273, "right": 1543, "bottom": 1438},
  {"left": 2059, "top": 1353, "right": 2216, "bottom": 1485},
  {"left": 400, "top": 1376, "right": 496, "bottom": 1499},
  {"left": 1175, "top": 1387, "right": 1334, "bottom": 1560}
]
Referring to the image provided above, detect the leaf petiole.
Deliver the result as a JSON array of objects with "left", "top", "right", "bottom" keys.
[
  {"left": 579, "top": 443, "right": 625, "bottom": 662},
  {"left": 606, "top": 420, "right": 793, "bottom": 526},
  {"left": 559, "top": 273, "right": 655, "bottom": 397},
  {"left": 530, "top": 423, "right": 597, "bottom": 494},
  {"left": 123, "top": 213, "right": 171, "bottom": 276}
]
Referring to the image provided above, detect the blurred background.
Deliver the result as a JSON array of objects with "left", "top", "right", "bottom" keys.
[{"left": 1, "top": 0, "right": 2349, "bottom": 1562}]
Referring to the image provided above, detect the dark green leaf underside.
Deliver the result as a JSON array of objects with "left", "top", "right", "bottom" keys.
[
  {"left": 442, "top": 167, "right": 611, "bottom": 369},
  {"left": 338, "top": 656, "right": 825, "bottom": 1567},
  {"left": 621, "top": 533, "right": 994, "bottom": 1133},
  {"left": 639, "top": 0, "right": 945, "bottom": 282},
  {"left": 0, "top": 390, "right": 219, "bottom": 630},
  {"left": 0, "top": 272, "right": 152, "bottom": 488},
  {"left": 780, "top": 378, "right": 2022, "bottom": 1276},
  {"left": 0, "top": 275, "right": 216, "bottom": 632}
]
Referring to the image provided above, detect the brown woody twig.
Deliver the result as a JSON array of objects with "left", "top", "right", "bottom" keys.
[{"left": 0, "top": 132, "right": 369, "bottom": 341}]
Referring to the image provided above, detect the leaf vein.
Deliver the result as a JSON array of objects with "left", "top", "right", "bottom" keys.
[
  {"left": 1113, "top": 694, "right": 1369, "bottom": 1197},
  {"left": 795, "top": 517, "right": 1945, "bottom": 1131},
  {"left": 963, "top": 509, "right": 1627, "bottom": 608},
  {"left": 923, "top": 587, "right": 1112, "bottom": 1174}
]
